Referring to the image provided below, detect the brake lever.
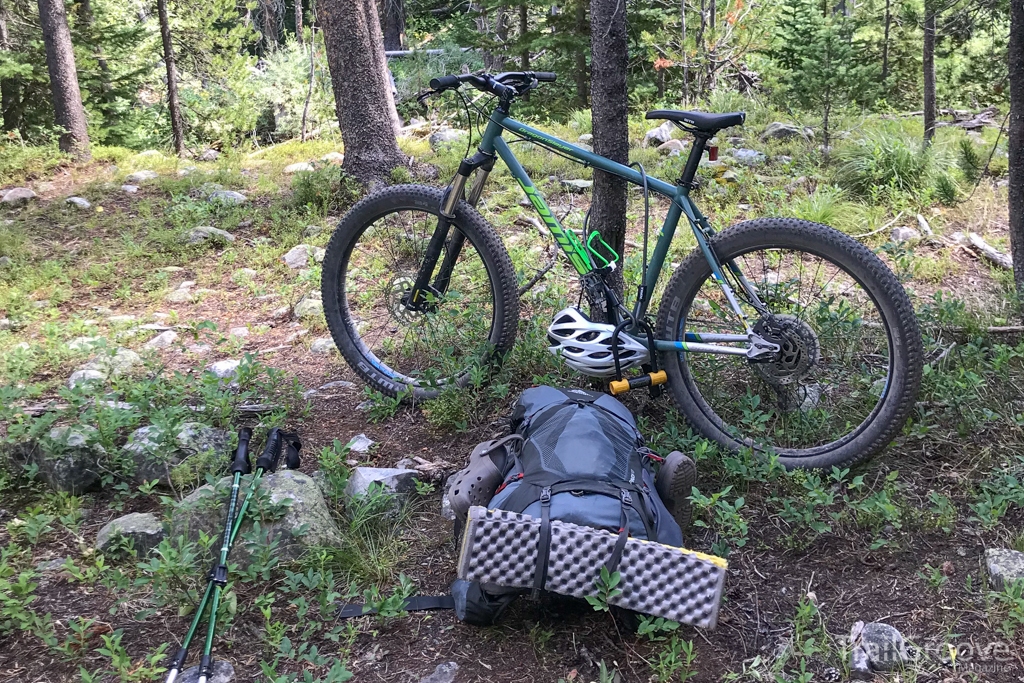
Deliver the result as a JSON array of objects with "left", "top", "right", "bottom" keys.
[{"left": 415, "top": 88, "right": 437, "bottom": 106}]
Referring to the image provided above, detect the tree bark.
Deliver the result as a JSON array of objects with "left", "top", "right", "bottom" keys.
[
  {"left": 157, "top": 0, "right": 184, "bottom": 156},
  {"left": 519, "top": 1, "right": 529, "bottom": 70},
  {"left": 881, "top": 0, "right": 891, "bottom": 81},
  {"left": 261, "top": 0, "right": 279, "bottom": 51},
  {"left": 380, "top": 0, "right": 404, "bottom": 51},
  {"left": 0, "top": 0, "right": 17, "bottom": 131},
  {"left": 707, "top": 0, "right": 716, "bottom": 92},
  {"left": 300, "top": 28, "right": 314, "bottom": 141},
  {"left": 36, "top": 0, "right": 90, "bottom": 159},
  {"left": 922, "top": 0, "right": 936, "bottom": 145},
  {"left": 294, "top": 0, "right": 303, "bottom": 39},
  {"left": 589, "top": 0, "right": 628, "bottom": 301},
  {"left": 1009, "top": 0, "right": 1024, "bottom": 296},
  {"left": 574, "top": 0, "right": 588, "bottom": 108},
  {"left": 681, "top": 0, "right": 688, "bottom": 104},
  {"left": 319, "top": 0, "right": 405, "bottom": 184}
]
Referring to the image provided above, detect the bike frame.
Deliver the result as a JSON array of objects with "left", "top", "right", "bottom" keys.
[{"left": 423, "top": 106, "right": 780, "bottom": 360}]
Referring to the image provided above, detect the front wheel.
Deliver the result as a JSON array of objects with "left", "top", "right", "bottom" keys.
[
  {"left": 322, "top": 184, "right": 519, "bottom": 399},
  {"left": 656, "top": 218, "right": 923, "bottom": 470}
]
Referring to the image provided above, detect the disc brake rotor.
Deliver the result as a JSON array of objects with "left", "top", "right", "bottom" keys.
[
  {"left": 750, "top": 314, "right": 820, "bottom": 389},
  {"left": 387, "top": 276, "right": 422, "bottom": 323}
]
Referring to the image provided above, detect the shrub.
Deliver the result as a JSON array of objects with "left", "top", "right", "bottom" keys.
[
  {"left": 956, "top": 137, "right": 984, "bottom": 184},
  {"left": 835, "top": 134, "right": 931, "bottom": 198},
  {"left": 291, "top": 166, "right": 361, "bottom": 215}
]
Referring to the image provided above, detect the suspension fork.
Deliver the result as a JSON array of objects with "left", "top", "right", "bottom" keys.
[{"left": 406, "top": 153, "right": 495, "bottom": 308}]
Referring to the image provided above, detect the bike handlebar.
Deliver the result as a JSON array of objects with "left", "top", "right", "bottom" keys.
[{"left": 428, "top": 71, "right": 557, "bottom": 98}]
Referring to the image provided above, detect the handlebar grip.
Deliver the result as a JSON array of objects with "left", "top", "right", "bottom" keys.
[
  {"left": 429, "top": 75, "right": 462, "bottom": 91},
  {"left": 534, "top": 72, "right": 557, "bottom": 82},
  {"left": 230, "top": 427, "right": 253, "bottom": 474},
  {"left": 255, "top": 427, "right": 283, "bottom": 472}
]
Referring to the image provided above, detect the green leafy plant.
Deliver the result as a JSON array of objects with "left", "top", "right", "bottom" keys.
[
  {"left": 585, "top": 566, "right": 623, "bottom": 613},
  {"left": 652, "top": 636, "right": 698, "bottom": 682}
]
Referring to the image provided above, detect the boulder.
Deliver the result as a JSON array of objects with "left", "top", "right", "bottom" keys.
[
  {"left": 144, "top": 330, "right": 178, "bottom": 349},
  {"left": 343, "top": 467, "right": 419, "bottom": 501},
  {"left": 68, "top": 348, "right": 142, "bottom": 388},
  {"left": 125, "top": 422, "right": 231, "bottom": 485},
  {"left": 293, "top": 291, "right": 324, "bottom": 319},
  {"left": 643, "top": 120, "right": 676, "bottom": 147},
  {"left": 208, "top": 190, "right": 246, "bottom": 205},
  {"left": 206, "top": 359, "right": 241, "bottom": 380},
  {"left": 760, "top": 122, "right": 810, "bottom": 142},
  {"left": 12, "top": 425, "right": 105, "bottom": 493},
  {"left": 178, "top": 659, "right": 234, "bottom": 683},
  {"left": 561, "top": 179, "right": 593, "bottom": 193},
  {"left": 232, "top": 268, "right": 258, "bottom": 283},
  {"left": 309, "top": 337, "right": 337, "bottom": 355},
  {"left": 96, "top": 512, "right": 164, "bottom": 555},
  {"left": 849, "top": 621, "right": 910, "bottom": 673},
  {"left": 186, "top": 226, "right": 235, "bottom": 244},
  {"left": 729, "top": 148, "right": 766, "bottom": 166},
  {"left": 171, "top": 470, "right": 342, "bottom": 563},
  {"left": 284, "top": 162, "right": 315, "bottom": 174},
  {"left": 429, "top": 128, "right": 467, "bottom": 151},
  {"left": 890, "top": 226, "right": 921, "bottom": 242},
  {"left": 2, "top": 187, "right": 37, "bottom": 207},
  {"left": 321, "top": 152, "right": 344, "bottom": 165},
  {"left": 985, "top": 548, "right": 1024, "bottom": 590},
  {"left": 577, "top": 133, "right": 593, "bottom": 143},
  {"left": 66, "top": 197, "right": 91, "bottom": 209},
  {"left": 657, "top": 139, "right": 688, "bottom": 156},
  {"left": 282, "top": 244, "right": 325, "bottom": 269},
  {"left": 199, "top": 149, "right": 220, "bottom": 161},
  {"left": 125, "top": 170, "right": 158, "bottom": 183},
  {"left": 121, "top": 185, "right": 139, "bottom": 194},
  {"left": 164, "top": 288, "right": 195, "bottom": 304}
]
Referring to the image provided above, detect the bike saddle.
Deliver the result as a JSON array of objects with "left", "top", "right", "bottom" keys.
[{"left": 645, "top": 110, "right": 745, "bottom": 134}]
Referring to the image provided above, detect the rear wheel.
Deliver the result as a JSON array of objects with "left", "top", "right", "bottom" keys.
[
  {"left": 656, "top": 218, "right": 922, "bottom": 470},
  {"left": 322, "top": 185, "right": 519, "bottom": 399}
]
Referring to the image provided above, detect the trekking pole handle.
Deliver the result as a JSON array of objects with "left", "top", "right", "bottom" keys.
[
  {"left": 283, "top": 434, "right": 302, "bottom": 470},
  {"left": 255, "top": 427, "right": 283, "bottom": 472},
  {"left": 231, "top": 427, "right": 253, "bottom": 474}
]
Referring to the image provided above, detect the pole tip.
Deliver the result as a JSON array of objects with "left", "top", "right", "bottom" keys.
[{"left": 166, "top": 671, "right": 178, "bottom": 683}]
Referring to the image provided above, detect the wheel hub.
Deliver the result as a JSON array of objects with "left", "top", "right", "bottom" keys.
[{"left": 750, "top": 314, "right": 820, "bottom": 388}]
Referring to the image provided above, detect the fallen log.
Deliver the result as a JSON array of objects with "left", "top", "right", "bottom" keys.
[{"left": 967, "top": 232, "right": 1013, "bottom": 269}]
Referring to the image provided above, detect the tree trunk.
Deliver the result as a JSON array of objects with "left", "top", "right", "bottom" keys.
[
  {"left": 157, "top": 0, "right": 184, "bottom": 156},
  {"left": 0, "top": 0, "right": 18, "bottom": 131},
  {"left": 36, "top": 0, "right": 90, "bottom": 159},
  {"left": 707, "top": 0, "right": 716, "bottom": 92},
  {"left": 681, "top": 0, "right": 688, "bottom": 104},
  {"left": 380, "top": 0, "right": 405, "bottom": 51},
  {"left": 300, "top": 28, "right": 314, "bottom": 141},
  {"left": 319, "top": 0, "right": 405, "bottom": 184},
  {"left": 519, "top": 1, "right": 529, "bottom": 70},
  {"left": 295, "top": 0, "right": 303, "bottom": 39},
  {"left": 1009, "top": 0, "right": 1024, "bottom": 296},
  {"left": 881, "top": 0, "right": 891, "bottom": 81},
  {"left": 261, "top": 0, "right": 279, "bottom": 51},
  {"left": 922, "top": 0, "right": 936, "bottom": 145},
  {"left": 589, "top": 0, "right": 628, "bottom": 301},
  {"left": 574, "top": 0, "right": 588, "bottom": 108}
]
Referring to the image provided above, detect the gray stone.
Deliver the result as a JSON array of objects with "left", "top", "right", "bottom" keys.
[
  {"left": 125, "top": 423, "right": 231, "bottom": 485},
  {"left": 576, "top": 143, "right": 593, "bottom": 153},
  {"left": 429, "top": 128, "right": 467, "bottom": 151},
  {"left": 985, "top": 548, "right": 1024, "bottom": 590},
  {"left": 657, "top": 139, "right": 688, "bottom": 156},
  {"left": 577, "top": 133, "right": 593, "bottom": 143},
  {"left": 730, "top": 148, "right": 766, "bottom": 165},
  {"left": 144, "top": 330, "right": 178, "bottom": 349},
  {"left": 849, "top": 645, "right": 872, "bottom": 680},
  {"left": 208, "top": 190, "right": 246, "bottom": 205},
  {"left": 343, "top": 467, "right": 419, "bottom": 501},
  {"left": 284, "top": 162, "right": 315, "bottom": 174},
  {"left": 164, "top": 289, "right": 195, "bottom": 304},
  {"left": 36, "top": 557, "right": 71, "bottom": 572},
  {"left": 561, "top": 179, "right": 593, "bottom": 192},
  {"left": 320, "top": 152, "right": 344, "bottom": 165},
  {"left": 643, "top": 120, "right": 676, "bottom": 147},
  {"left": 107, "top": 315, "right": 136, "bottom": 324},
  {"left": 282, "top": 244, "right": 325, "bottom": 269},
  {"left": 293, "top": 291, "right": 323, "bottom": 319},
  {"left": 96, "top": 512, "right": 164, "bottom": 555},
  {"left": 356, "top": 400, "right": 376, "bottom": 412},
  {"left": 232, "top": 268, "right": 258, "bottom": 283},
  {"left": 0, "top": 318, "right": 10, "bottom": 331},
  {"left": 309, "top": 337, "right": 337, "bottom": 355},
  {"left": 68, "top": 369, "right": 107, "bottom": 388},
  {"left": 199, "top": 149, "right": 220, "bottom": 161},
  {"left": 68, "top": 348, "right": 142, "bottom": 387},
  {"left": 441, "top": 474, "right": 456, "bottom": 521},
  {"left": 229, "top": 326, "right": 250, "bottom": 338},
  {"left": 11, "top": 425, "right": 105, "bottom": 493},
  {"left": 178, "top": 166, "right": 199, "bottom": 177},
  {"left": 418, "top": 662, "right": 458, "bottom": 683},
  {"left": 66, "top": 196, "right": 91, "bottom": 209},
  {"left": 270, "top": 306, "right": 291, "bottom": 320},
  {"left": 186, "top": 226, "right": 235, "bottom": 244},
  {"left": 347, "top": 434, "right": 375, "bottom": 453},
  {"left": 199, "top": 182, "right": 224, "bottom": 195},
  {"left": 177, "top": 660, "right": 234, "bottom": 683},
  {"left": 850, "top": 621, "right": 910, "bottom": 672},
  {"left": 206, "top": 359, "right": 241, "bottom": 380},
  {"left": 890, "top": 226, "right": 921, "bottom": 243},
  {"left": 319, "top": 380, "right": 355, "bottom": 391},
  {"left": 0, "top": 256, "right": 11, "bottom": 268},
  {"left": 172, "top": 470, "right": 342, "bottom": 563},
  {"left": 125, "top": 170, "right": 158, "bottom": 183},
  {"left": 2, "top": 187, "right": 38, "bottom": 206},
  {"left": 760, "top": 122, "right": 810, "bottom": 142},
  {"left": 68, "top": 336, "right": 105, "bottom": 352},
  {"left": 303, "top": 225, "right": 323, "bottom": 237},
  {"left": 121, "top": 184, "right": 139, "bottom": 194}
]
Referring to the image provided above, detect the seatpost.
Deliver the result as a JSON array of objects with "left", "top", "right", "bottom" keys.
[{"left": 677, "top": 134, "right": 710, "bottom": 190}]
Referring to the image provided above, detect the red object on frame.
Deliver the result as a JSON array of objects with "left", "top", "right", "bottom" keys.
[{"left": 708, "top": 145, "right": 719, "bottom": 161}]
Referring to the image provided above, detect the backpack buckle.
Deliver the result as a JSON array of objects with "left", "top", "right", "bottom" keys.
[
  {"left": 540, "top": 487, "right": 552, "bottom": 505},
  {"left": 620, "top": 489, "right": 632, "bottom": 505}
]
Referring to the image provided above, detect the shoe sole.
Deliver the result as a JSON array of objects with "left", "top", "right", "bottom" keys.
[{"left": 663, "top": 453, "right": 697, "bottom": 530}]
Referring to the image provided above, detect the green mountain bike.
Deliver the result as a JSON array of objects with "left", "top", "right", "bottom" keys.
[{"left": 321, "top": 71, "right": 923, "bottom": 469}]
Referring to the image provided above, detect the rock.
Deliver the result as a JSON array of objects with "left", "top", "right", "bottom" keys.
[
  {"left": 68, "top": 369, "right": 107, "bottom": 388},
  {"left": 303, "top": 225, "right": 323, "bottom": 237},
  {"left": 730, "top": 148, "right": 766, "bottom": 166},
  {"left": 561, "top": 179, "right": 593, "bottom": 193},
  {"left": 160, "top": 267, "right": 184, "bottom": 273},
  {"left": 2, "top": 187, "right": 37, "bottom": 206},
  {"left": 68, "top": 348, "right": 142, "bottom": 387},
  {"left": 0, "top": 318, "right": 10, "bottom": 331},
  {"left": 125, "top": 422, "right": 231, "bottom": 485},
  {"left": 208, "top": 190, "right": 246, "bottom": 205},
  {"left": 890, "top": 226, "right": 921, "bottom": 242},
  {"left": 188, "top": 344, "right": 211, "bottom": 356},
  {"left": 293, "top": 292, "right": 323, "bottom": 319},
  {"left": 125, "top": 170, "right": 158, "bottom": 183},
  {"left": 229, "top": 326, "right": 250, "bottom": 338},
  {"left": 720, "top": 170, "right": 739, "bottom": 183},
  {"left": 657, "top": 139, "right": 688, "bottom": 156},
  {"left": 985, "top": 548, "right": 1024, "bottom": 590},
  {"left": 284, "top": 162, "right": 315, "bottom": 174},
  {"left": 137, "top": 150, "right": 162, "bottom": 157},
  {"left": 232, "top": 268, "right": 258, "bottom": 283},
  {"left": 282, "top": 244, "right": 325, "bottom": 269},
  {"left": 177, "top": 659, "right": 234, "bottom": 683},
  {"left": 270, "top": 306, "right": 291, "bottom": 320},
  {"left": 441, "top": 474, "right": 456, "bottom": 521},
  {"left": 356, "top": 400, "right": 376, "bottom": 412},
  {"left": 760, "top": 122, "right": 810, "bottom": 142},
  {"left": 309, "top": 337, "right": 337, "bottom": 355},
  {"left": 186, "top": 226, "right": 235, "bottom": 244},
  {"left": 178, "top": 167, "right": 199, "bottom": 177},
  {"left": 206, "top": 359, "right": 241, "bottom": 380},
  {"left": 643, "top": 120, "right": 676, "bottom": 147},
  {"left": 36, "top": 557, "right": 71, "bottom": 572},
  {"left": 343, "top": 467, "right": 419, "bottom": 501},
  {"left": 849, "top": 644, "right": 872, "bottom": 680},
  {"left": 12, "top": 425, "right": 105, "bottom": 493},
  {"left": 96, "top": 512, "right": 164, "bottom": 555},
  {"left": 321, "top": 152, "right": 344, "bottom": 165},
  {"left": 199, "top": 149, "right": 220, "bottom": 161},
  {"left": 576, "top": 143, "right": 594, "bottom": 153},
  {"left": 577, "top": 133, "right": 593, "bottom": 143},
  {"left": 66, "top": 196, "right": 91, "bottom": 209},
  {"left": 347, "top": 434, "right": 375, "bottom": 453},
  {"left": 0, "top": 256, "right": 12, "bottom": 268},
  {"left": 418, "top": 662, "right": 458, "bottom": 683},
  {"left": 199, "top": 182, "right": 224, "bottom": 195},
  {"left": 68, "top": 336, "right": 104, "bottom": 352},
  {"left": 850, "top": 621, "right": 910, "bottom": 672},
  {"left": 107, "top": 315, "right": 136, "bottom": 324},
  {"left": 319, "top": 380, "right": 354, "bottom": 391},
  {"left": 429, "top": 128, "right": 467, "bottom": 151},
  {"left": 121, "top": 184, "right": 139, "bottom": 194},
  {"left": 164, "top": 289, "right": 195, "bottom": 304},
  {"left": 144, "top": 330, "right": 178, "bottom": 349},
  {"left": 172, "top": 470, "right": 342, "bottom": 563}
]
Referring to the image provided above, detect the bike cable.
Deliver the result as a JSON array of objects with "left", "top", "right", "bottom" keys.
[{"left": 628, "top": 161, "right": 651, "bottom": 314}]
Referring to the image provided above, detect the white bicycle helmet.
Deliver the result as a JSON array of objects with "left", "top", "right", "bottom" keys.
[{"left": 546, "top": 307, "right": 650, "bottom": 377}]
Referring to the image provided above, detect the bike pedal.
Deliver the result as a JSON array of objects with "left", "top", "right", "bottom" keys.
[{"left": 609, "top": 370, "right": 667, "bottom": 396}]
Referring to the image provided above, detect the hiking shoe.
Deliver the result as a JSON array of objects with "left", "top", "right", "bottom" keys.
[{"left": 655, "top": 451, "right": 697, "bottom": 530}]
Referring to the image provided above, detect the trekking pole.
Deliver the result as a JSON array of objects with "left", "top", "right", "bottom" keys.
[{"left": 165, "top": 427, "right": 252, "bottom": 683}]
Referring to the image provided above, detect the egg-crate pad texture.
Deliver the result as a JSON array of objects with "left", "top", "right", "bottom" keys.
[{"left": 457, "top": 506, "right": 727, "bottom": 628}]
